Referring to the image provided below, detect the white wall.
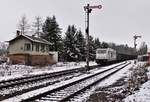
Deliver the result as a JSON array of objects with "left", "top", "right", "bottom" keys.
[
  {"left": 49, "top": 51, "right": 58, "bottom": 62},
  {"left": 8, "top": 38, "right": 49, "bottom": 55}
]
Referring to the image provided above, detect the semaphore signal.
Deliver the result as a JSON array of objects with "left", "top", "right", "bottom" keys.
[{"left": 84, "top": 4, "right": 102, "bottom": 70}]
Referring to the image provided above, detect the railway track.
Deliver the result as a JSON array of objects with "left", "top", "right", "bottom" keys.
[
  {"left": 0, "top": 65, "right": 99, "bottom": 101},
  {"left": 21, "top": 61, "right": 130, "bottom": 102}
]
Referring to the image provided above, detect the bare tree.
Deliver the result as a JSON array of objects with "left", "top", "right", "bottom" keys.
[
  {"left": 32, "top": 16, "right": 43, "bottom": 37},
  {"left": 138, "top": 42, "right": 148, "bottom": 55},
  {"left": 18, "top": 15, "right": 30, "bottom": 34}
]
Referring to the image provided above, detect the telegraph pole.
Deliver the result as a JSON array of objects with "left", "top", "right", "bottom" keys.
[
  {"left": 133, "top": 35, "right": 141, "bottom": 63},
  {"left": 84, "top": 4, "right": 102, "bottom": 70}
]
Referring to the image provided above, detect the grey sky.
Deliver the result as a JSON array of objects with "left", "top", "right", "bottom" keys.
[{"left": 0, "top": 0, "right": 150, "bottom": 48}]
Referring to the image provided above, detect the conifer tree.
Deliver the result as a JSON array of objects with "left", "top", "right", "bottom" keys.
[
  {"left": 63, "top": 25, "right": 78, "bottom": 61},
  {"left": 101, "top": 42, "right": 109, "bottom": 48},
  {"left": 89, "top": 36, "right": 96, "bottom": 60},
  {"left": 75, "top": 30, "right": 86, "bottom": 61},
  {"left": 42, "top": 16, "right": 62, "bottom": 51},
  {"left": 94, "top": 38, "right": 101, "bottom": 49}
]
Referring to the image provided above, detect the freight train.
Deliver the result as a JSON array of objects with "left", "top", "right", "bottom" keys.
[{"left": 96, "top": 48, "right": 136, "bottom": 65}]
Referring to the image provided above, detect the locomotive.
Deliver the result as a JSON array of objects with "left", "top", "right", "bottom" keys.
[{"left": 96, "top": 48, "right": 136, "bottom": 65}]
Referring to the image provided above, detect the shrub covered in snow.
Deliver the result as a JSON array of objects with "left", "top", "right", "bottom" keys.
[{"left": 127, "top": 63, "right": 148, "bottom": 94}]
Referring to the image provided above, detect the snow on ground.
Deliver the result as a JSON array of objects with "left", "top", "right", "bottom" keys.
[
  {"left": 0, "top": 62, "right": 97, "bottom": 82},
  {"left": 97, "top": 61, "right": 134, "bottom": 87},
  {"left": 124, "top": 65, "right": 150, "bottom": 102},
  {"left": 30, "top": 61, "right": 97, "bottom": 75},
  {"left": 86, "top": 61, "right": 148, "bottom": 102},
  {"left": 0, "top": 64, "right": 32, "bottom": 81},
  {"left": 1, "top": 61, "right": 148, "bottom": 102},
  {"left": 1, "top": 62, "right": 126, "bottom": 102},
  {"left": 97, "top": 61, "right": 147, "bottom": 87}
]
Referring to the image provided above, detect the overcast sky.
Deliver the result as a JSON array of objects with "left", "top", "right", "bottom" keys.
[{"left": 0, "top": 0, "right": 150, "bottom": 48}]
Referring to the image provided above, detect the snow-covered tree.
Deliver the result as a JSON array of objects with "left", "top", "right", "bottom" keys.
[
  {"left": 89, "top": 36, "right": 96, "bottom": 60},
  {"left": 63, "top": 25, "right": 78, "bottom": 61},
  {"left": 75, "top": 30, "right": 86, "bottom": 61},
  {"left": 94, "top": 38, "right": 101, "bottom": 50},
  {"left": 0, "top": 42, "right": 8, "bottom": 56}
]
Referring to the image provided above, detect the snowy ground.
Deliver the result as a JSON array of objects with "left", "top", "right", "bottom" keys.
[
  {"left": 97, "top": 61, "right": 147, "bottom": 87},
  {"left": 87, "top": 61, "right": 148, "bottom": 102},
  {"left": 1, "top": 61, "right": 127, "bottom": 102},
  {"left": 124, "top": 64, "right": 150, "bottom": 102},
  {"left": 1, "top": 61, "right": 149, "bottom": 102},
  {"left": 0, "top": 62, "right": 97, "bottom": 82}
]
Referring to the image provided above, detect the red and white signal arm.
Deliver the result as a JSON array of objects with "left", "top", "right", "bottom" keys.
[
  {"left": 84, "top": 5, "right": 102, "bottom": 10},
  {"left": 89, "top": 5, "right": 102, "bottom": 9}
]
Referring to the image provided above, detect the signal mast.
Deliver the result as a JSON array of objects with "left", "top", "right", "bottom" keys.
[{"left": 84, "top": 4, "right": 102, "bottom": 70}]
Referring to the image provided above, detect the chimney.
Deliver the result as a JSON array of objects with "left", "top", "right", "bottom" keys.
[
  {"left": 32, "top": 34, "right": 35, "bottom": 37},
  {"left": 16, "top": 30, "right": 21, "bottom": 36}
]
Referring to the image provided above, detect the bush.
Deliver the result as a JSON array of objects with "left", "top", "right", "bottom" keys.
[{"left": 127, "top": 63, "right": 148, "bottom": 93}]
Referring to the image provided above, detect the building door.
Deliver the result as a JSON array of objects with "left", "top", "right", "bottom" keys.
[{"left": 25, "top": 54, "right": 31, "bottom": 65}]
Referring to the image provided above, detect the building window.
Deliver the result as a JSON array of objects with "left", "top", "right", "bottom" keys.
[
  {"left": 24, "top": 43, "right": 31, "bottom": 51},
  {"left": 41, "top": 44, "right": 45, "bottom": 52},
  {"left": 46, "top": 46, "right": 49, "bottom": 52},
  {"left": 36, "top": 44, "right": 39, "bottom": 52},
  {"left": 32, "top": 44, "right": 34, "bottom": 51}
]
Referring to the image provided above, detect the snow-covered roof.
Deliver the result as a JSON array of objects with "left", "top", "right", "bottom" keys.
[{"left": 9, "top": 34, "right": 51, "bottom": 45}]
